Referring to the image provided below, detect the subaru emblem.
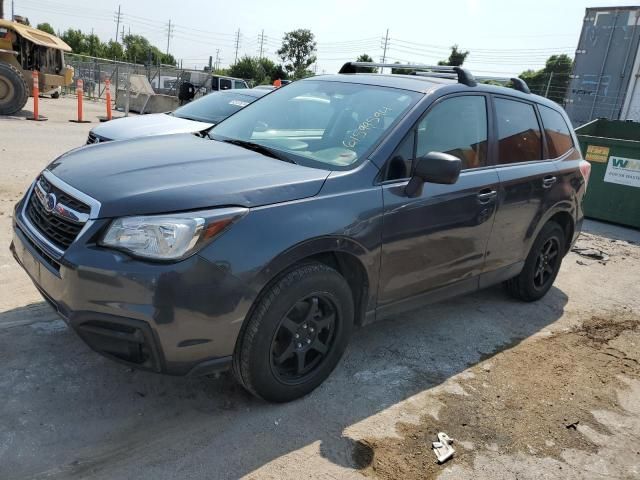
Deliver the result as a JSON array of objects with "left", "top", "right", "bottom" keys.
[{"left": 45, "top": 193, "right": 57, "bottom": 213}]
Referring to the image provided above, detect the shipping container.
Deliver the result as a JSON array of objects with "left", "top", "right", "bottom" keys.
[{"left": 565, "top": 6, "right": 640, "bottom": 127}]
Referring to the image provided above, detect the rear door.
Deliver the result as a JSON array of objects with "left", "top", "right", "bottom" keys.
[
  {"left": 378, "top": 94, "right": 500, "bottom": 310},
  {"left": 482, "top": 95, "right": 561, "bottom": 280}
]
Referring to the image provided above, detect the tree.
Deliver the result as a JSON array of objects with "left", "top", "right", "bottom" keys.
[
  {"left": 355, "top": 54, "right": 376, "bottom": 73},
  {"left": 227, "top": 55, "right": 288, "bottom": 84},
  {"left": 277, "top": 29, "right": 316, "bottom": 79},
  {"left": 122, "top": 34, "right": 176, "bottom": 65},
  {"left": 520, "top": 54, "right": 573, "bottom": 103},
  {"left": 37, "top": 23, "right": 55, "bottom": 35},
  {"left": 61, "top": 29, "right": 88, "bottom": 53},
  {"left": 438, "top": 45, "right": 469, "bottom": 66},
  {"left": 228, "top": 55, "right": 259, "bottom": 81},
  {"left": 102, "top": 40, "right": 124, "bottom": 60}
]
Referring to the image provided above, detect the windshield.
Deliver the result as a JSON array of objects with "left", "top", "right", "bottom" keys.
[
  {"left": 209, "top": 80, "right": 422, "bottom": 169},
  {"left": 172, "top": 91, "right": 259, "bottom": 124}
]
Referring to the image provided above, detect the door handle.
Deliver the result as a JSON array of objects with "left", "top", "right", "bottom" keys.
[
  {"left": 477, "top": 189, "right": 497, "bottom": 203},
  {"left": 542, "top": 176, "right": 557, "bottom": 188}
]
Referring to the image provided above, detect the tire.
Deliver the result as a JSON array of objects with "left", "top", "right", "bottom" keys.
[
  {"left": 0, "top": 62, "right": 29, "bottom": 115},
  {"left": 233, "top": 262, "right": 354, "bottom": 402},
  {"left": 51, "top": 91, "right": 60, "bottom": 99},
  {"left": 506, "top": 221, "right": 566, "bottom": 302}
]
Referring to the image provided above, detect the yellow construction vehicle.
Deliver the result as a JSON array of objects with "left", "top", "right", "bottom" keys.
[{"left": 0, "top": 19, "right": 74, "bottom": 115}]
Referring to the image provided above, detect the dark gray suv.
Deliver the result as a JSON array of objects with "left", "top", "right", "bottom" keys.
[{"left": 11, "top": 62, "right": 591, "bottom": 402}]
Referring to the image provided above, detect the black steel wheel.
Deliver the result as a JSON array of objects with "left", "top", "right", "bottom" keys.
[
  {"left": 270, "top": 294, "right": 338, "bottom": 384},
  {"left": 506, "top": 221, "right": 566, "bottom": 302},
  {"left": 233, "top": 262, "right": 354, "bottom": 402}
]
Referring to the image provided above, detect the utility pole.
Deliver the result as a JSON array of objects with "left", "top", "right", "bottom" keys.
[
  {"left": 121, "top": 25, "right": 125, "bottom": 44},
  {"left": 381, "top": 28, "right": 389, "bottom": 73},
  {"left": 234, "top": 29, "right": 240, "bottom": 64},
  {"left": 114, "top": 5, "right": 121, "bottom": 43},
  {"left": 166, "top": 19, "right": 173, "bottom": 57},
  {"left": 544, "top": 72, "right": 554, "bottom": 98},
  {"left": 208, "top": 55, "right": 213, "bottom": 72},
  {"left": 215, "top": 49, "right": 221, "bottom": 70},
  {"left": 12, "top": 0, "right": 15, "bottom": 20},
  {"left": 258, "top": 29, "right": 265, "bottom": 59}
]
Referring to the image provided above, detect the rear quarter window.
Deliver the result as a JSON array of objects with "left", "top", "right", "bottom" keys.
[{"left": 539, "top": 105, "right": 574, "bottom": 158}]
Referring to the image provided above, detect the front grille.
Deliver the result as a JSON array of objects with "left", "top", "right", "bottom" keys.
[
  {"left": 86, "top": 132, "right": 110, "bottom": 145},
  {"left": 39, "top": 175, "right": 90, "bottom": 214},
  {"left": 25, "top": 176, "right": 89, "bottom": 250}
]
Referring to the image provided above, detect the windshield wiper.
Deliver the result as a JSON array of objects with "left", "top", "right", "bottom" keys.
[{"left": 220, "top": 139, "right": 296, "bottom": 164}]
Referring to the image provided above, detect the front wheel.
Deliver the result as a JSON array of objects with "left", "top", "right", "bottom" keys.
[
  {"left": 233, "top": 262, "right": 354, "bottom": 402},
  {"left": 506, "top": 221, "right": 566, "bottom": 302}
]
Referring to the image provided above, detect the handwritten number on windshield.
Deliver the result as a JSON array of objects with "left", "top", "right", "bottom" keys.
[{"left": 343, "top": 107, "right": 392, "bottom": 149}]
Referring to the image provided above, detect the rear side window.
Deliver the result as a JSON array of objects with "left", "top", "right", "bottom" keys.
[
  {"left": 495, "top": 98, "right": 542, "bottom": 164},
  {"left": 416, "top": 96, "right": 488, "bottom": 169},
  {"left": 220, "top": 78, "right": 232, "bottom": 90},
  {"left": 539, "top": 105, "right": 574, "bottom": 158}
]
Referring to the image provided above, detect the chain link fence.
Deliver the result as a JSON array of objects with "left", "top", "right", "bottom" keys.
[{"left": 62, "top": 53, "right": 213, "bottom": 101}]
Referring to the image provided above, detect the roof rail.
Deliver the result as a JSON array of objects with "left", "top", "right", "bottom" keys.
[
  {"left": 474, "top": 76, "right": 531, "bottom": 94},
  {"left": 338, "top": 62, "right": 477, "bottom": 87}
]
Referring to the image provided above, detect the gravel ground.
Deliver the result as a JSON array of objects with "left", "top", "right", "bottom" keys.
[{"left": 1, "top": 98, "right": 639, "bottom": 480}]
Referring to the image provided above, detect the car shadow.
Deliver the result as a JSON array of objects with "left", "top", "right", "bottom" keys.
[{"left": 0, "top": 284, "right": 568, "bottom": 479}]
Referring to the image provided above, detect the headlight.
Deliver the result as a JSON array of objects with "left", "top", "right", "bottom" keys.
[{"left": 100, "top": 207, "right": 247, "bottom": 260}]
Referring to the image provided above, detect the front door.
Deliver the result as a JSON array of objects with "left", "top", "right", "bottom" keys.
[{"left": 377, "top": 94, "right": 499, "bottom": 310}]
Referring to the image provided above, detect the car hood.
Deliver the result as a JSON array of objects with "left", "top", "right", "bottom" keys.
[
  {"left": 48, "top": 134, "right": 330, "bottom": 218},
  {"left": 90, "top": 113, "right": 213, "bottom": 141}
]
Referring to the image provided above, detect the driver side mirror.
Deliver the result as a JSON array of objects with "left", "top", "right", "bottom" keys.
[{"left": 405, "top": 152, "right": 462, "bottom": 197}]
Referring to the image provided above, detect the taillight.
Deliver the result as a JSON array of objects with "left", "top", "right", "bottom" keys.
[{"left": 579, "top": 160, "right": 591, "bottom": 190}]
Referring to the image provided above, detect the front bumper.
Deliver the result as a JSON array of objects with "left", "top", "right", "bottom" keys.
[{"left": 11, "top": 198, "right": 252, "bottom": 376}]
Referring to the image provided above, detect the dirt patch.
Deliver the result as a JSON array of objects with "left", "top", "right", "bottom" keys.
[{"left": 353, "top": 311, "right": 640, "bottom": 480}]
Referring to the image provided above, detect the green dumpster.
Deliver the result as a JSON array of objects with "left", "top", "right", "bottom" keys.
[{"left": 575, "top": 119, "right": 640, "bottom": 229}]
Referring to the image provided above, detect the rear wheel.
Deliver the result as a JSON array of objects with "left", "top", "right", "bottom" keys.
[
  {"left": 233, "top": 262, "right": 354, "bottom": 402},
  {"left": 0, "top": 63, "right": 29, "bottom": 115},
  {"left": 51, "top": 90, "right": 60, "bottom": 99},
  {"left": 506, "top": 221, "right": 565, "bottom": 302}
]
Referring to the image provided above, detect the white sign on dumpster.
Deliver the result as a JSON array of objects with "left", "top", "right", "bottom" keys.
[{"left": 604, "top": 156, "right": 640, "bottom": 188}]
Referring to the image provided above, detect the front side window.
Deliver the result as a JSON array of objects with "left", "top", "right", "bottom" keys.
[
  {"left": 539, "top": 105, "right": 574, "bottom": 158},
  {"left": 495, "top": 98, "right": 542, "bottom": 164},
  {"left": 416, "top": 95, "right": 488, "bottom": 169},
  {"left": 234, "top": 80, "right": 247, "bottom": 89},
  {"left": 210, "top": 80, "right": 421, "bottom": 169}
]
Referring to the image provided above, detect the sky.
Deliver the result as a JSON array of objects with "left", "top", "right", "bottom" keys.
[{"left": 7, "top": 0, "right": 640, "bottom": 75}]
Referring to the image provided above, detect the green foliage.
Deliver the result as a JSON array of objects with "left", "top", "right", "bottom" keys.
[
  {"left": 277, "top": 29, "right": 316, "bottom": 79},
  {"left": 51, "top": 24, "right": 174, "bottom": 65},
  {"left": 356, "top": 54, "right": 376, "bottom": 73},
  {"left": 438, "top": 45, "right": 469, "bottom": 66},
  {"left": 36, "top": 23, "right": 55, "bottom": 35},
  {"left": 520, "top": 54, "right": 573, "bottom": 103},
  {"left": 122, "top": 34, "right": 175, "bottom": 65},
  {"left": 228, "top": 55, "right": 288, "bottom": 84}
]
